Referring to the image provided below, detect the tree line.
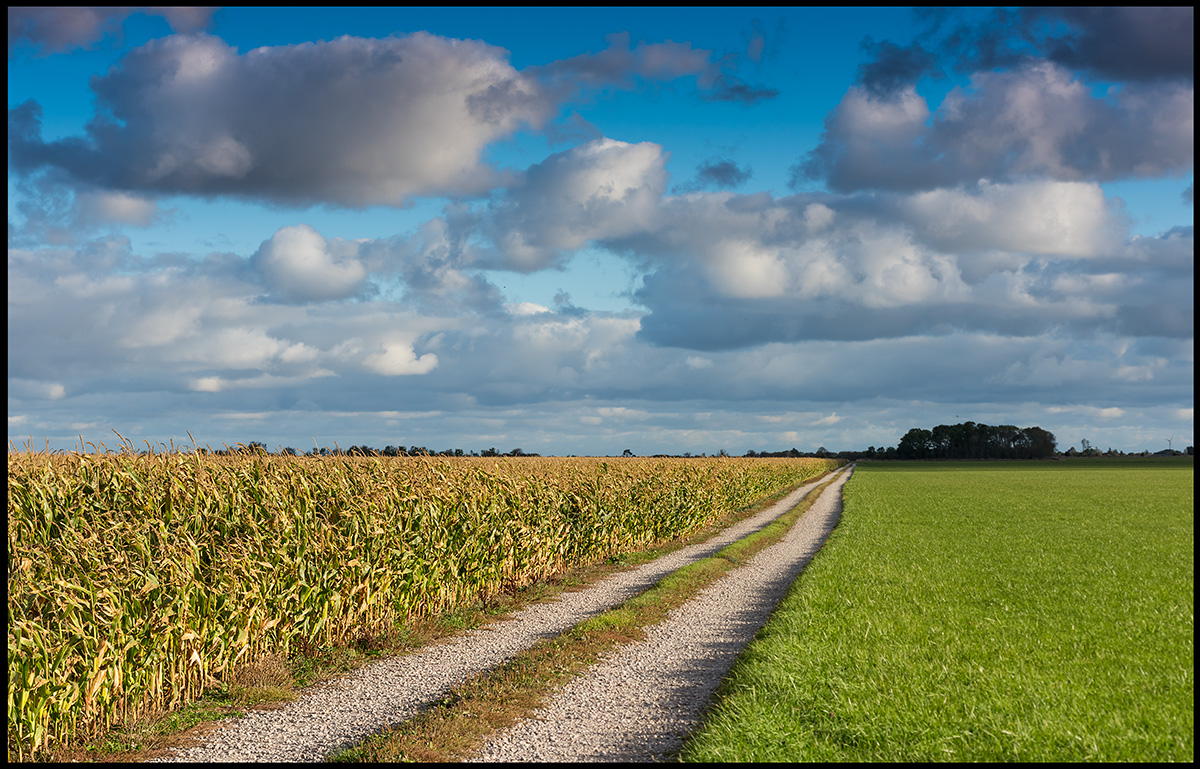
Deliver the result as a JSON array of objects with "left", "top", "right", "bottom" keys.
[{"left": 892, "top": 421, "right": 1058, "bottom": 460}]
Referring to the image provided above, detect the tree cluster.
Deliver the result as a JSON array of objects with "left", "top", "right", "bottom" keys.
[{"left": 893, "top": 421, "right": 1057, "bottom": 460}]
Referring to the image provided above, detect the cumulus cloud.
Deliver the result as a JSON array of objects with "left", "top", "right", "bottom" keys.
[
  {"left": 361, "top": 334, "right": 439, "bottom": 376},
  {"left": 8, "top": 26, "right": 782, "bottom": 211},
  {"left": 254, "top": 224, "right": 368, "bottom": 303},
  {"left": 8, "top": 6, "right": 215, "bottom": 56},
  {"left": 897, "top": 180, "right": 1126, "bottom": 257},
  {"left": 798, "top": 63, "right": 1193, "bottom": 192},
  {"left": 8, "top": 222, "right": 1190, "bottom": 454},
  {"left": 7, "top": 232, "right": 453, "bottom": 407},
  {"left": 483, "top": 138, "right": 669, "bottom": 270},
  {"left": 8, "top": 32, "right": 553, "bottom": 206},
  {"left": 607, "top": 185, "right": 1190, "bottom": 349}
]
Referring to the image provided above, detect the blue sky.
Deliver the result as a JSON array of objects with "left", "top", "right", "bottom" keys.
[{"left": 8, "top": 7, "right": 1194, "bottom": 455}]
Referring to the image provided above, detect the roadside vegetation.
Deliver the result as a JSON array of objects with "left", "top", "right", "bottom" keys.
[
  {"left": 680, "top": 457, "right": 1194, "bottom": 762},
  {"left": 327, "top": 467, "right": 848, "bottom": 762},
  {"left": 6, "top": 447, "right": 839, "bottom": 760}
]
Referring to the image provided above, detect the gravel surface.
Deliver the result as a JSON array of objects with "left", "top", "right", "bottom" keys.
[
  {"left": 149, "top": 468, "right": 845, "bottom": 763},
  {"left": 469, "top": 463, "right": 853, "bottom": 763}
]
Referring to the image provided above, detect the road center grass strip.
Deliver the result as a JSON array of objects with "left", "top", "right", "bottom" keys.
[
  {"left": 679, "top": 458, "right": 1194, "bottom": 763},
  {"left": 327, "top": 467, "right": 850, "bottom": 762}
]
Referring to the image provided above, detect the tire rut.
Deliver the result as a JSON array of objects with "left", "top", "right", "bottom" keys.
[{"left": 468, "top": 463, "right": 853, "bottom": 763}]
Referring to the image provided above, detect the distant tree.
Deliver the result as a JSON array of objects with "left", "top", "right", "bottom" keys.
[
  {"left": 623, "top": 448, "right": 634, "bottom": 457},
  {"left": 897, "top": 428, "right": 933, "bottom": 459}
]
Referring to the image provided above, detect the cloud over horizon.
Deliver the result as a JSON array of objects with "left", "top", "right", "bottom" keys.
[{"left": 8, "top": 8, "right": 1192, "bottom": 455}]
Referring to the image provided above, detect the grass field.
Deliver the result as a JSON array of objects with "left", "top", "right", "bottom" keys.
[{"left": 680, "top": 458, "right": 1194, "bottom": 762}]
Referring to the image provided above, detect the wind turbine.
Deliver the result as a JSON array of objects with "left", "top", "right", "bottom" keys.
[{"left": 1167, "top": 435, "right": 1174, "bottom": 452}]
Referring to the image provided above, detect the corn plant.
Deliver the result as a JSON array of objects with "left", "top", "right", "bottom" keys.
[{"left": 7, "top": 448, "right": 841, "bottom": 759}]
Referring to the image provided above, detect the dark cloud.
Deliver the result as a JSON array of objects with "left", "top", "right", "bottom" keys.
[
  {"left": 8, "top": 6, "right": 215, "bottom": 56},
  {"left": 8, "top": 28, "right": 778, "bottom": 210},
  {"left": 676, "top": 158, "right": 752, "bottom": 193},
  {"left": 532, "top": 30, "right": 777, "bottom": 106},
  {"left": 917, "top": 7, "right": 1194, "bottom": 84},
  {"left": 8, "top": 32, "right": 555, "bottom": 207},
  {"left": 536, "top": 32, "right": 710, "bottom": 88},
  {"left": 1030, "top": 7, "right": 1193, "bottom": 83},
  {"left": 855, "top": 38, "right": 939, "bottom": 97},
  {"left": 699, "top": 74, "right": 778, "bottom": 105}
]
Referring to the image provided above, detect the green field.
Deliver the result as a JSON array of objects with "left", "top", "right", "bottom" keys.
[{"left": 680, "top": 458, "right": 1194, "bottom": 762}]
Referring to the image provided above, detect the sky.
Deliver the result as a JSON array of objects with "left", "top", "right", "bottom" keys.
[{"left": 7, "top": 6, "right": 1194, "bottom": 456}]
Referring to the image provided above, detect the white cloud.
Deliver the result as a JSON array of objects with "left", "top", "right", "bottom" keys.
[
  {"left": 8, "top": 379, "right": 67, "bottom": 400},
  {"left": 901, "top": 180, "right": 1124, "bottom": 257},
  {"left": 255, "top": 224, "right": 367, "bottom": 303},
  {"left": 361, "top": 334, "right": 439, "bottom": 376},
  {"left": 74, "top": 190, "right": 160, "bottom": 227},
  {"left": 188, "top": 370, "right": 337, "bottom": 392},
  {"left": 487, "top": 138, "right": 668, "bottom": 270},
  {"left": 801, "top": 63, "right": 1193, "bottom": 192},
  {"left": 507, "top": 301, "right": 552, "bottom": 316}
]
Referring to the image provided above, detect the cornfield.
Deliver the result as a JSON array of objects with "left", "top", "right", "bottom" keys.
[{"left": 7, "top": 450, "right": 841, "bottom": 759}]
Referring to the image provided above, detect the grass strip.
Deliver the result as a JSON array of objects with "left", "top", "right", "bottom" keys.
[
  {"left": 680, "top": 459, "right": 1193, "bottom": 763},
  {"left": 327, "top": 468, "right": 846, "bottom": 762},
  {"left": 62, "top": 466, "right": 842, "bottom": 763}
]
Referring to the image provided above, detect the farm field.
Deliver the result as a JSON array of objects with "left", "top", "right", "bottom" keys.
[
  {"left": 680, "top": 458, "right": 1194, "bottom": 762},
  {"left": 6, "top": 451, "right": 839, "bottom": 760}
]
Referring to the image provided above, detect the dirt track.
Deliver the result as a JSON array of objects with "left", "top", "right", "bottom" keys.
[{"left": 151, "top": 464, "right": 852, "bottom": 763}]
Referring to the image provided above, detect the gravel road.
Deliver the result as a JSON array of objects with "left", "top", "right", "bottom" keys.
[
  {"left": 470, "top": 463, "right": 853, "bottom": 763},
  {"left": 149, "top": 466, "right": 848, "bottom": 763}
]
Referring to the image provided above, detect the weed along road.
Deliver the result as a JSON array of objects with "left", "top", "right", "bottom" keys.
[
  {"left": 469, "top": 464, "right": 854, "bottom": 762},
  {"left": 148, "top": 465, "right": 853, "bottom": 763}
]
